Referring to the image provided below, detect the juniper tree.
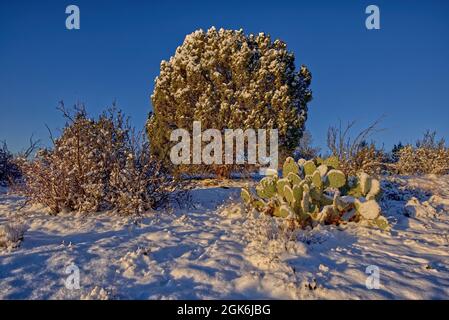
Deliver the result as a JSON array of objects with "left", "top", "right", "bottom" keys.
[
  {"left": 390, "top": 142, "right": 404, "bottom": 163},
  {"left": 0, "top": 141, "right": 21, "bottom": 186},
  {"left": 147, "top": 27, "right": 312, "bottom": 176}
]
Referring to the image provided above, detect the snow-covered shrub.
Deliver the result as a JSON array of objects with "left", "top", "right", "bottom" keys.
[
  {"left": 241, "top": 156, "right": 388, "bottom": 230},
  {"left": 0, "top": 141, "right": 21, "bottom": 186},
  {"left": 327, "top": 119, "right": 386, "bottom": 176},
  {"left": 81, "top": 286, "right": 110, "bottom": 300},
  {"left": 0, "top": 222, "right": 27, "bottom": 250},
  {"left": 341, "top": 143, "right": 385, "bottom": 176},
  {"left": 147, "top": 27, "right": 312, "bottom": 177},
  {"left": 396, "top": 131, "right": 449, "bottom": 175},
  {"left": 18, "top": 104, "right": 183, "bottom": 214},
  {"left": 107, "top": 144, "right": 180, "bottom": 214}
]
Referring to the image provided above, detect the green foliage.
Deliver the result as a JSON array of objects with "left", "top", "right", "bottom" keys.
[
  {"left": 147, "top": 28, "right": 313, "bottom": 175},
  {"left": 0, "top": 141, "right": 21, "bottom": 186},
  {"left": 287, "top": 172, "right": 302, "bottom": 186},
  {"left": 312, "top": 170, "right": 322, "bottom": 189},
  {"left": 241, "top": 156, "right": 387, "bottom": 230},
  {"left": 282, "top": 157, "right": 299, "bottom": 177},
  {"left": 241, "top": 188, "right": 252, "bottom": 204},
  {"left": 324, "top": 155, "right": 339, "bottom": 169},
  {"left": 303, "top": 160, "right": 316, "bottom": 176},
  {"left": 326, "top": 169, "right": 346, "bottom": 188},
  {"left": 256, "top": 177, "right": 276, "bottom": 198}
]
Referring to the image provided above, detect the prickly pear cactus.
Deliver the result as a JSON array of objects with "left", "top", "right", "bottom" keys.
[
  {"left": 303, "top": 160, "right": 317, "bottom": 176},
  {"left": 324, "top": 156, "right": 340, "bottom": 169},
  {"left": 276, "top": 178, "right": 290, "bottom": 198},
  {"left": 287, "top": 172, "right": 302, "bottom": 186},
  {"left": 366, "top": 178, "right": 381, "bottom": 200},
  {"left": 312, "top": 171, "right": 322, "bottom": 189},
  {"left": 317, "top": 164, "right": 328, "bottom": 177},
  {"left": 326, "top": 169, "right": 346, "bottom": 188},
  {"left": 283, "top": 157, "right": 299, "bottom": 177},
  {"left": 256, "top": 177, "right": 277, "bottom": 198},
  {"left": 241, "top": 188, "right": 251, "bottom": 204},
  {"left": 241, "top": 156, "right": 388, "bottom": 231}
]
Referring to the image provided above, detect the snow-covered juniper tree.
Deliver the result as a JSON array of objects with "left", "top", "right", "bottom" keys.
[
  {"left": 0, "top": 142, "right": 12, "bottom": 185},
  {"left": 147, "top": 27, "right": 312, "bottom": 176}
]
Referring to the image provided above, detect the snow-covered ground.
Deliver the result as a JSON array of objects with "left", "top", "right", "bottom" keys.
[{"left": 0, "top": 176, "right": 448, "bottom": 299}]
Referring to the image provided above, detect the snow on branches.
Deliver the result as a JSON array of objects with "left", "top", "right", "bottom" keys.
[
  {"left": 147, "top": 27, "right": 312, "bottom": 176},
  {"left": 18, "top": 103, "right": 184, "bottom": 214}
]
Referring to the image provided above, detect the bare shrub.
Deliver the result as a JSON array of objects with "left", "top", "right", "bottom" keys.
[
  {"left": 0, "top": 223, "right": 27, "bottom": 250},
  {"left": 327, "top": 119, "right": 386, "bottom": 176},
  {"left": 17, "top": 103, "right": 185, "bottom": 215},
  {"left": 396, "top": 131, "right": 449, "bottom": 175}
]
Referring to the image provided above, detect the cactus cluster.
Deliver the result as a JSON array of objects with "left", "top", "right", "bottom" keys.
[{"left": 241, "top": 156, "right": 389, "bottom": 230}]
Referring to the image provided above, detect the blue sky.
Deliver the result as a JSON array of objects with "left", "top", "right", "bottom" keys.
[{"left": 1, "top": 0, "right": 448, "bottom": 153}]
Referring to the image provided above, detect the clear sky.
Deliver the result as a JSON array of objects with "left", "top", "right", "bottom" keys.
[{"left": 1, "top": 0, "right": 448, "bottom": 153}]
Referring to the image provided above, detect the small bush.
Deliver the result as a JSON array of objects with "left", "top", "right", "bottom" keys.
[
  {"left": 396, "top": 131, "right": 449, "bottom": 175},
  {"left": 0, "top": 223, "right": 27, "bottom": 250},
  {"left": 340, "top": 142, "right": 385, "bottom": 176},
  {"left": 18, "top": 103, "right": 185, "bottom": 214},
  {"left": 327, "top": 119, "right": 386, "bottom": 176}
]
